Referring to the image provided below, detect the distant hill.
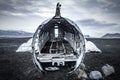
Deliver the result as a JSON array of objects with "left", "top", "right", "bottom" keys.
[
  {"left": 0, "top": 30, "right": 33, "bottom": 38},
  {"left": 84, "top": 35, "right": 90, "bottom": 38},
  {"left": 102, "top": 33, "right": 120, "bottom": 38}
]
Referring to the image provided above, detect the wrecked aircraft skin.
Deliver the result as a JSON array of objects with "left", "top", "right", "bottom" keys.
[{"left": 32, "top": 3, "right": 85, "bottom": 73}]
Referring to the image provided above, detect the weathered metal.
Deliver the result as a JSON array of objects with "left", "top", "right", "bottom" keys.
[{"left": 32, "top": 3, "right": 85, "bottom": 73}]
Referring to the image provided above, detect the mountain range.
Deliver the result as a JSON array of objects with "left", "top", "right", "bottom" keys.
[
  {"left": 0, "top": 30, "right": 33, "bottom": 38},
  {"left": 102, "top": 33, "right": 120, "bottom": 38}
]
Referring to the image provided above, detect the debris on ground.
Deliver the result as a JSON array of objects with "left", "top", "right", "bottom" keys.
[
  {"left": 102, "top": 64, "right": 115, "bottom": 77},
  {"left": 89, "top": 71, "right": 103, "bottom": 79},
  {"left": 76, "top": 68, "right": 88, "bottom": 79}
]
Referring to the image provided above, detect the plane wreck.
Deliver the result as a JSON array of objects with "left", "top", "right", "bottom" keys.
[{"left": 32, "top": 3, "right": 85, "bottom": 73}]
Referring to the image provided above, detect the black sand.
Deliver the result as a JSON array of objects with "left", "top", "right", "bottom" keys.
[{"left": 0, "top": 38, "right": 120, "bottom": 80}]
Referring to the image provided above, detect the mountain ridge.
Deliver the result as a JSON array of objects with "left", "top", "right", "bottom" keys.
[
  {"left": 0, "top": 30, "right": 33, "bottom": 38},
  {"left": 102, "top": 33, "right": 120, "bottom": 38}
]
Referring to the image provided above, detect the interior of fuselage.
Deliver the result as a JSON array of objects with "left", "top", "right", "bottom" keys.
[
  {"left": 39, "top": 19, "right": 80, "bottom": 55},
  {"left": 33, "top": 18, "right": 83, "bottom": 70},
  {"left": 39, "top": 22, "right": 79, "bottom": 55},
  {"left": 41, "top": 40, "right": 75, "bottom": 54}
]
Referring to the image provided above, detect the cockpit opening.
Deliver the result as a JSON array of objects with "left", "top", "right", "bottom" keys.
[{"left": 54, "top": 25, "right": 59, "bottom": 38}]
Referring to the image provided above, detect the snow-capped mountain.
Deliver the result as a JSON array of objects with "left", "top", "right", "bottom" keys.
[
  {"left": 0, "top": 30, "right": 33, "bottom": 38},
  {"left": 102, "top": 33, "right": 120, "bottom": 38}
]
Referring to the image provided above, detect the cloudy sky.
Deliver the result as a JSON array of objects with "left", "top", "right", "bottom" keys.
[{"left": 0, "top": 0, "right": 120, "bottom": 37}]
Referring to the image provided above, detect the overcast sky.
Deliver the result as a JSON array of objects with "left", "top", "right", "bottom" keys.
[{"left": 0, "top": 0, "right": 120, "bottom": 37}]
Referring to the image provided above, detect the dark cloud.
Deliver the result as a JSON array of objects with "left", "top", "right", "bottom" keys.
[
  {"left": 105, "top": 0, "right": 120, "bottom": 13},
  {"left": 0, "top": 0, "right": 15, "bottom": 12},
  {"left": 0, "top": 0, "right": 53, "bottom": 16},
  {"left": 74, "top": 0, "right": 120, "bottom": 15},
  {"left": 0, "top": 0, "right": 29, "bottom": 15},
  {"left": 77, "top": 19, "right": 117, "bottom": 27}
]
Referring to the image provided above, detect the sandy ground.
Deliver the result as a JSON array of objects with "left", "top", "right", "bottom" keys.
[{"left": 0, "top": 38, "right": 120, "bottom": 80}]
